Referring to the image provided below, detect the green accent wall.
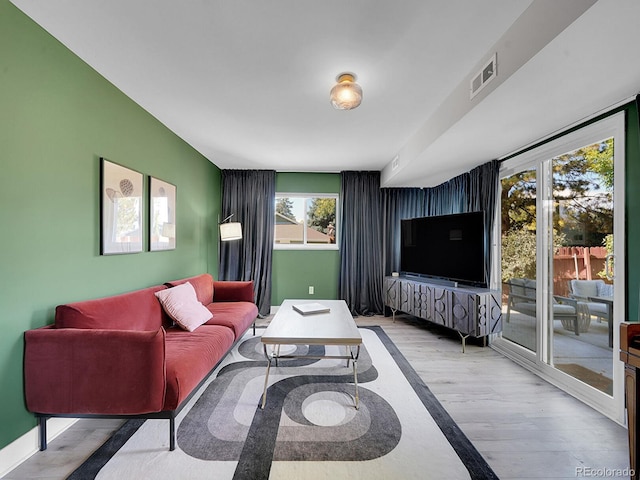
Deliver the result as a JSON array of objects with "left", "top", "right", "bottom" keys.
[
  {"left": 272, "top": 173, "right": 340, "bottom": 305},
  {"left": 570, "top": 102, "right": 640, "bottom": 321},
  {"left": 0, "top": 1, "right": 221, "bottom": 449},
  {"left": 626, "top": 101, "right": 640, "bottom": 320}
]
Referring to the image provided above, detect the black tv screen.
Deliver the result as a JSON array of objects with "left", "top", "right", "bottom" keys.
[{"left": 400, "top": 211, "right": 487, "bottom": 287}]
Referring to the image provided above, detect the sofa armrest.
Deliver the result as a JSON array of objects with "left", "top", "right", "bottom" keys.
[
  {"left": 212, "top": 281, "right": 255, "bottom": 303},
  {"left": 25, "top": 326, "right": 167, "bottom": 415}
]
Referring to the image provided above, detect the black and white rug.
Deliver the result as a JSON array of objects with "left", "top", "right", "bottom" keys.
[{"left": 69, "top": 327, "right": 497, "bottom": 479}]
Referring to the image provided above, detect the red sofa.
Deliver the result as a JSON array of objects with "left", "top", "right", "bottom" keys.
[{"left": 24, "top": 274, "right": 258, "bottom": 451}]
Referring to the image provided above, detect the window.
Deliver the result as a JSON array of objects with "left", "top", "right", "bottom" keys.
[{"left": 274, "top": 194, "right": 338, "bottom": 249}]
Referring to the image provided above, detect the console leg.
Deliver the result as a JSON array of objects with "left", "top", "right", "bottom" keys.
[{"left": 458, "top": 332, "right": 469, "bottom": 354}]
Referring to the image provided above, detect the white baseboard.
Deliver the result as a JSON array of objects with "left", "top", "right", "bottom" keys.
[{"left": 0, "top": 418, "right": 77, "bottom": 478}]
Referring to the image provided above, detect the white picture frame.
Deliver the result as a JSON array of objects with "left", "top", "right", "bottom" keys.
[
  {"left": 149, "top": 176, "right": 176, "bottom": 251},
  {"left": 100, "top": 158, "right": 144, "bottom": 255}
]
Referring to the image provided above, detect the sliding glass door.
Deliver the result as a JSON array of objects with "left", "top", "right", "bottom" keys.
[
  {"left": 550, "top": 140, "right": 615, "bottom": 396},
  {"left": 501, "top": 168, "right": 537, "bottom": 353},
  {"left": 497, "top": 113, "right": 625, "bottom": 423}
]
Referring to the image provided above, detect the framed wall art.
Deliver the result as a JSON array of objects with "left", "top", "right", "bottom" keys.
[
  {"left": 100, "top": 158, "right": 144, "bottom": 255},
  {"left": 149, "top": 176, "right": 176, "bottom": 251}
]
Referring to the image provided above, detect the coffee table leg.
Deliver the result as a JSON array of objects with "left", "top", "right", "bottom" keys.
[
  {"left": 352, "top": 345, "right": 360, "bottom": 410},
  {"left": 261, "top": 344, "right": 272, "bottom": 409}
]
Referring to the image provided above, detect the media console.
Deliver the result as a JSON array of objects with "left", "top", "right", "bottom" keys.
[{"left": 384, "top": 276, "right": 502, "bottom": 352}]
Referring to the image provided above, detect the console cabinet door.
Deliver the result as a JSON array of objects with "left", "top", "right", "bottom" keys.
[
  {"left": 429, "top": 286, "right": 451, "bottom": 327},
  {"left": 399, "top": 279, "right": 412, "bottom": 314},
  {"left": 413, "top": 282, "right": 430, "bottom": 320},
  {"left": 450, "top": 290, "right": 477, "bottom": 335},
  {"left": 477, "top": 291, "right": 502, "bottom": 337},
  {"left": 384, "top": 278, "right": 400, "bottom": 311}
]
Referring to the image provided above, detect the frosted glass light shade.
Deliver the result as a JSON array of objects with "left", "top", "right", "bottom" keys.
[
  {"left": 220, "top": 222, "right": 242, "bottom": 241},
  {"left": 330, "top": 73, "right": 362, "bottom": 110}
]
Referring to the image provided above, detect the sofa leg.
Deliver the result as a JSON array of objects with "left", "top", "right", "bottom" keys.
[
  {"left": 169, "top": 417, "right": 176, "bottom": 451},
  {"left": 253, "top": 321, "right": 256, "bottom": 336},
  {"left": 38, "top": 416, "right": 47, "bottom": 451}
]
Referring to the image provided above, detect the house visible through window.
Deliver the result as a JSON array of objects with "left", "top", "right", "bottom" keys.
[{"left": 274, "top": 194, "right": 338, "bottom": 249}]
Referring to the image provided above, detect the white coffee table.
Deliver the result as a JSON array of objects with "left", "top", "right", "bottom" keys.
[{"left": 260, "top": 299, "right": 362, "bottom": 409}]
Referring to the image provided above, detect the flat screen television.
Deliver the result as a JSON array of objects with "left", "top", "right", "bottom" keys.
[{"left": 400, "top": 211, "right": 487, "bottom": 288}]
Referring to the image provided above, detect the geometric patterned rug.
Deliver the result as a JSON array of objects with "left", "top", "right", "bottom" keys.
[{"left": 68, "top": 327, "right": 498, "bottom": 479}]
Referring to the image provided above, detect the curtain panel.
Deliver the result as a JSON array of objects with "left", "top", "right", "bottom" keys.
[
  {"left": 381, "top": 188, "right": 425, "bottom": 275},
  {"left": 220, "top": 169, "right": 275, "bottom": 316},
  {"left": 423, "top": 160, "right": 499, "bottom": 283},
  {"left": 339, "top": 171, "right": 385, "bottom": 315}
]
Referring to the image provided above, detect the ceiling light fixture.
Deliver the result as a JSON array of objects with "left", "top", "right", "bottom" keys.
[{"left": 330, "top": 73, "right": 362, "bottom": 110}]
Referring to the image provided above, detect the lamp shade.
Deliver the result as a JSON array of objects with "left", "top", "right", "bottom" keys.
[
  {"left": 330, "top": 73, "right": 362, "bottom": 110},
  {"left": 220, "top": 222, "right": 242, "bottom": 241}
]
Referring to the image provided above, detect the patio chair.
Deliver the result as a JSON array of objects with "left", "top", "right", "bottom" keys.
[
  {"left": 505, "top": 278, "right": 582, "bottom": 335},
  {"left": 568, "top": 279, "right": 612, "bottom": 323},
  {"left": 569, "top": 279, "right": 614, "bottom": 347}
]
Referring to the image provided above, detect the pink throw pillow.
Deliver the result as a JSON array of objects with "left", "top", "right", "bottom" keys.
[{"left": 154, "top": 282, "right": 212, "bottom": 332}]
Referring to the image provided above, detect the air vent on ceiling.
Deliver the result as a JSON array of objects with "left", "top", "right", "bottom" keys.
[
  {"left": 470, "top": 53, "right": 497, "bottom": 99},
  {"left": 391, "top": 155, "right": 399, "bottom": 170}
]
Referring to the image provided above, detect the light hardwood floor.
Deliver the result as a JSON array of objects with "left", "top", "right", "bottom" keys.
[{"left": 3, "top": 314, "right": 630, "bottom": 480}]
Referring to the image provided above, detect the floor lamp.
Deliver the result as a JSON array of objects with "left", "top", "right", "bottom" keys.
[
  {"left": 218, "top": 214, "right": 242, "bottom": 279},
  {"left": 219, "top": 214, "right": 243, "bottom": 241}
]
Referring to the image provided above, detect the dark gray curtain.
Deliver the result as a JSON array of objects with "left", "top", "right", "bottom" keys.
[
  {"left": 381, "top": 188, "right": 425, "bottom": 276},
  {"left": 220, "top": 170, "right": 275, "bottom": 317},
  {"left": 339, "top": 171, "right": 384, "bottom": 315},
  {"left": 423, "top": 160, "right": 500, "bottom": 282}
]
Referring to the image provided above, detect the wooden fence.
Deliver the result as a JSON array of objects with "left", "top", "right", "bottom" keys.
[{"left": 553, "top": 246, "right": 609, "bottom": 296}]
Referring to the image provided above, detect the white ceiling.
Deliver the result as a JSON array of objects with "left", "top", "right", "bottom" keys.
[{"left": 10, "top": 0, "right": 640, "bottom": 187}]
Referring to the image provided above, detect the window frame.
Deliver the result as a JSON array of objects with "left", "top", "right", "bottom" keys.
[{"left": 274, "top": 192, "right": 339, "bottom": 250}]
